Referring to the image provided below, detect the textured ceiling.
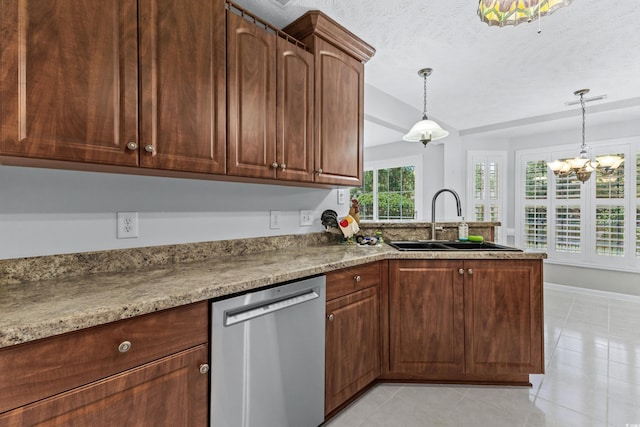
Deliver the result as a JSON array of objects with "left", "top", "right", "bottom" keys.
[{"left": 231, "top": 0, "right": 640, "bottom": 143}]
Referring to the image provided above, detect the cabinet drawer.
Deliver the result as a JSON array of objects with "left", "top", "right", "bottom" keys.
[
  {"left": 0, "top": 301, "right": 208, "bottom": 413},
  {"left": 326, "top": 262, "right": 381, "bottom": 301}
]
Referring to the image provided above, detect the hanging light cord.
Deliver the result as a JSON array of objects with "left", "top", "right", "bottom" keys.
[
  {"left": 422, "top": 72, "right": 428, "bottom": 120},
  {"left": 580, "top": 91, "right": 586, "bottom": 152}
]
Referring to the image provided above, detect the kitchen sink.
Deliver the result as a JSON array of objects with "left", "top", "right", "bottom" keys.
[{"left": 390, "top": 240, "right": 523, "bottom": 252}]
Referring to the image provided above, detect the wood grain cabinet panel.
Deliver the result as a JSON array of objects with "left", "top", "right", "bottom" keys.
[
  {"left": 324, "top": 261, "right": 382, "bottom": 416},
  {"left": 463, "top": 260, "right": 544, "bottom": 375},
  {"left": 325, "top": 286, "right": 380, "bottom": 416},
  {"left": 0, "top": 0, "right": 139, "bottom": 166},
  {"left": 0, "top": 345, "right": 209, "bottom": 427},
  {"left": 0, "top": 301, "right": 209, "bottom": 426},
  {"left": 389, "top": 260, "right": 465, "bottom": 376},
  {"left": 139, "top": 0, "right": 226, "bottom": 174},
  {"left": 312, "top": 38, "right": 364, "bottom": 186},
  {"left": 276, "top": 37, "right": 314, "bottom": 182},
  {"left": 1, "top": 0, "right": 226, "bottom": 174},
  {"left": 226, "top": 10, "right": 277, "bottom": 179},
  {"left": 284, "top": 11, "right": 375, "bottom": 187},
  {"left": 388, "top": 259, "right": 544, "bottom": 382}
]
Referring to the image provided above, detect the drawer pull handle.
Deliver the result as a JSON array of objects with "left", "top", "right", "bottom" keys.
[
  {"left": 144, "top": 144, "right": 155, "bottom": 153},
  {"left": 118, "top": 341, "right": 132, "bottom": 353},
  {"left": 458, "top": 268, "right": 464, "bottom": 275},
  {"left": 280, "top": 163, "right": 286, "bottom": 171},
  {"left": 271, "top": 162, "right": 279, "bottom": 169},
  {"left": 316, "top": 168, "right": 323, "bottom": 175},
  {"left": 126, "top": 141, "right": 138, "bottom": 151},
  {"left": 468, "top": 269, "right": 473, "bottom": 275},
  {"left": 199, "top": 364, "right": 210, "bottom": 374},
  {"left": 328, "top": 313, "right": 334, "bottom": 321},
  {"left": 354, "top": 275, "right": 361, "bottom": 283}
]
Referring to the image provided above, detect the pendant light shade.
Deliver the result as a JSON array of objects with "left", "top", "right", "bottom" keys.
[{"left": 403, "top": 68, "right": 449, "bottom": 147}]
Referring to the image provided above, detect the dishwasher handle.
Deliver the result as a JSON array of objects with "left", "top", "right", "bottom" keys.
[{"left": 224, "top": 289, "right": 320, "bottom": 326}]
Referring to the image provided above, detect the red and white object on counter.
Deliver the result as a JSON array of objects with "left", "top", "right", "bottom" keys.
[{"left": 338, "top": 215, "right": 359, "bottom": 238}]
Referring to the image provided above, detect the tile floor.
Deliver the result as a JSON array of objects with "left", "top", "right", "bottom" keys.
[{"left": 325, "top": 285, "right": 640, "bottom": 427}]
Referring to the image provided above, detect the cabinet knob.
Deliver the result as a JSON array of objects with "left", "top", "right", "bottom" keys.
[
  {"left": 354, "top": 275, "right": 361, "bottom": 283},
  {"left": 118, "top": 341, "right": 132, "bottom": 353},
  {"left": 316, "top": 168, "right": 323, "bottom": 175},
  {"left": 280, "top": 163, "right": 286, "bottom": 171},
  {"left": 468, "top": 269, "right": 473, "bottom": 275},
  {"left": 458, "top": 268, "right": 464, "bottom": 275},
  {"left": 271, "top": 162, "right": 279, "bottom": 169},
  {"left": 199, "top": 364, "right": 210, "bottom": 374},
  {"left": 327, "top": 313, "right": 334, "bottom": 321},
  {"left": 144, "top": 144, "right": 154, "bottom": 153},
  {"left": 126, "top": 141, "right": 138, "bottom": 151}
]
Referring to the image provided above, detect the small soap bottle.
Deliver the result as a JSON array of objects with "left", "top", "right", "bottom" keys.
[{"left": 458, "top": 217, "right": 469, "bottom": 241}]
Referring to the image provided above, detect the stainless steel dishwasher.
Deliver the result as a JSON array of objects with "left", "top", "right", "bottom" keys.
[{"left": 211, "top": 275, "right": 326, "bottom": 427}]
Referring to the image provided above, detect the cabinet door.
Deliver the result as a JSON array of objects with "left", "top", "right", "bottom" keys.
[
  {"left": 226, "top": 11, "right": 276, "bottom": 179},
  {"left": 464, "top": 260, "right": 544, "bottom": 375},
  {"left": 325, "top": 286, "right": 380, "bottom": 415},
  {"left": 138, "top": 0, "right": 226, "bottom": 174},
  {"left": 313, "top": 38, "right": 364, "bottom": 186},
  {"left": 0, "top": 345, "right": 209, "bottom": 427},
  {"left": 276, "top": 37, "right": 314, "bottom": 182},
  {"left": 0, "top": 0, "right": 138, "bottom": 166},
  {"left": 389, "top": 260, "right": 465, "bottom": 376}
]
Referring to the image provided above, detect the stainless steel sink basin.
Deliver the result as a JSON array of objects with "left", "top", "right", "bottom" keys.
[{"left": 390, "top": 240, "right": 522, "bottom": 252}]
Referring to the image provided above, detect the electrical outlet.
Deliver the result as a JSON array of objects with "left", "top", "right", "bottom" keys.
[
  {"left": 337, "top": 189, "right": 346, "bottom": 205},
  {"left": 270, "top": 210, "right": 281, "bottom": 229},
  {"left": 117, "top": 212, "right": 138, "bottom": 239},
  {"left": 300, "top": 210, "right": 313, "bottom": 226}
]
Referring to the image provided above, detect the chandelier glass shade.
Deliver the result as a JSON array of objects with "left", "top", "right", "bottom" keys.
[
  {"left": 403, "top": 68, "right": 449, "bottom": 147},
  {"left": 547, "top": 89, "right": 623, "bottom": 183},
  {"left": 477, "top": 0, "right": 573, "bottom": 27}
]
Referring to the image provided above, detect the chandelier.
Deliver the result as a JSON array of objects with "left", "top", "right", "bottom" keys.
[
  {"left": 402, "top": 68, "right": 449, "bottom": 147},
  {"left": 547, "top": 89, "right": 623, "bottom": 183},
  {"left": 478, "top": 0, "right": 573, "bottom": 28}
]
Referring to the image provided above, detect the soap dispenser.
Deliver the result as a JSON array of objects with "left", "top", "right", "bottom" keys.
[{"left": 458, "top": 217, "right": 469, "bottom": 241}]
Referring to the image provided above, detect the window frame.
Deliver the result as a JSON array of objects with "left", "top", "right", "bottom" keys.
[
  {"left": 466, "top": 151, "right": 507, "bottom": 243},
  {"left": 515, "top": 138, "right": 640, "bottom": 272},
  {"left": 356, "top": 155, "right": 423, "bottom": 222}
]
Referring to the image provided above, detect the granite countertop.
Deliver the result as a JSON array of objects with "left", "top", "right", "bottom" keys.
[{"left": 0, "top": 239, "right": 546, "bottom": 349}]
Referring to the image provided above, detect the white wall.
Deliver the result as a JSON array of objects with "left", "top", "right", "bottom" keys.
[{"left": 0, "top": 166, "right": 342, "bottom": 259}]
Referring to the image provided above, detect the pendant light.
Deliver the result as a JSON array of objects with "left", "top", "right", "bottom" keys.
[
  {"left": 403, "top": 68, "right": 449, "bottom": 147},
  {"left": 547, "top": 89, "right": 623, "bottom": 183}
]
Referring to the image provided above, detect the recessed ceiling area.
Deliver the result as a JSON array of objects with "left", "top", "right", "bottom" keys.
[{"left": 233, "top": 0, "right": 640, "bottom": 146}]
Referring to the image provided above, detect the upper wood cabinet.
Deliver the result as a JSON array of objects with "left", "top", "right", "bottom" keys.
[
  {"left": 226, "top": 10, "right": 276, "bottom": 179},
  {"left": 227, "top": 10, "right": 314, "bottom": 182},
  {"left": 139, "top": 0, "right": 226, "bottom": 174},
  {"left": 276, "top": 37, "right": 315, "bottom": 182},
  {"left": 285, "top": 11, "right": 375, "bottom": 186},
  {"left": 0, "top": 0, "right": 139, "bottom": 166},
  {"left": 0, "top": 0, "right": 226, "bottom": 173}
]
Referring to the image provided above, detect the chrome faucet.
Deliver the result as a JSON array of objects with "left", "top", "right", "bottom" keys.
[{"left": 431, "top": 188, "right": 462, "bottom": 240}]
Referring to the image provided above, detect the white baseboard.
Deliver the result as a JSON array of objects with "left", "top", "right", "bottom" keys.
[{"left": 545, "top": 282, "right": 640, "bottom": 303}]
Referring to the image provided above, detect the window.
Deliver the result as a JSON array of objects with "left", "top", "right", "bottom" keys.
[
  {"left": 350, "top": 157, "right": 422, "bottom": 221},
  {"left": 515, "top": 140, "right": 640, "bottom": 271},
  {"left": 468, "top": 152, "right": 506, "bottom": 243}
]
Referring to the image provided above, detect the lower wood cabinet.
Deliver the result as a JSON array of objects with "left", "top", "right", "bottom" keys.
[
  {"left": 325, "top": 262, "right": 381, "bottom": 416},
  {"left": 0, "top": 345, "right": 208, "bottom": 426},
  {"left": 388, "top": 259, "right": 543, "bottom": 383},
  {"left": 0, "top": 302, "right": 209, "bottom": 426}
]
